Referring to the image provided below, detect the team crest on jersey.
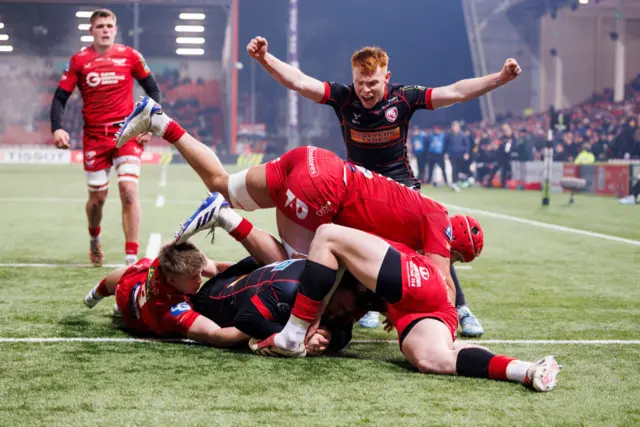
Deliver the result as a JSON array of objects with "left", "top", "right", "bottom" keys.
[
  {"left": 272, "top": 260, "right": 295, "bottom": 271},
  {"left": 385, "top": 107, "right": 398, "bottom": 123},
  {"left": 111, "top": 58, "right": 127, "bottom": 66},
  {"left": 170, "top": 302, "right": 192, "bottom": 317}
]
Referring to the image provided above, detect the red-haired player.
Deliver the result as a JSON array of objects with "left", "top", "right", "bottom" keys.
[
  {"left": 246, "top": 38, "right": 523, "bottom": 336},
  {"left": 50, "top": 9, "right": 162, "bottom": 267}
]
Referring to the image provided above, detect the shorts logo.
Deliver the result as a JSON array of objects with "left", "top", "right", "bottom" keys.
[
  {"left": 316, "top": 201, "right": 333, "bottom": 217},
  {"left": 385, "top": 106, "right": 398, "bottom": 123},
  {"left": 272, "top": 260, "right": 295, "bottom": 271},
  {"left": 84, "top": 150, "right": 96, "bottom": 167},
  {"left": 170, "top": 302, "right": 192, "bottom": 317},
  {"left": 445, "top": 225, "right": 453, "bottom": 241},
  {"left": 307, "top": 147, "right": 319, "bottom": 177},
  {"left": 408, "top": 261, "right": 422, "bottom": 288}
]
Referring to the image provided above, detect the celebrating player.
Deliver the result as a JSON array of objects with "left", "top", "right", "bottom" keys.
[
  {"left": 250, "top": 223, "right": 561, "bottom": 393},
  {"left": 247, "top": 38, "right": 517, "bottom": 335},
  {"left": 50, "top": 9, "right": 162, "bottom": 266},
  {"left": 115, "top": 98, "right": 484, "bottom": 308}
]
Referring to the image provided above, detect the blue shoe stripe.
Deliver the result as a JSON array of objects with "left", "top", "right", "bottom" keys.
[{"left": 178, "top": 192, "right": 230, "bottom": 235}]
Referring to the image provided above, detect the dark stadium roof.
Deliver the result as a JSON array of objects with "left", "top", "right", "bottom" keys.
[{"left": 0, "top": 0, "right": 230, "bottom": 59}]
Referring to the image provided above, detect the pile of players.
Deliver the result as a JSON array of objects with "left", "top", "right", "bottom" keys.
[
  {"left": 84, "top": 96, "right": 560, "bottom": 393},
  {"left": 64, "top": 12, "right": 560, "bottom": 392}
]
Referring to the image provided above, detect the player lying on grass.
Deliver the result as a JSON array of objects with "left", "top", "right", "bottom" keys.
[
  {"left": 83, "top": 203, "right": 366, "bottom": 354},
  {"left": 115, "top": 97, "right": 484, "bottom": 308},
  {"left": 249, "top": 223, "right": 562, "bottom": 392}
]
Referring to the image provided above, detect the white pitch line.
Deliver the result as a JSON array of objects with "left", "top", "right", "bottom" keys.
[
  {"left": 0, "top": 337, "right": 638, "bottom": 345},
  {"left": 159, "top": 162, "right": 168, "bottom": 188},
  {"left": 0, "top": 263, "right": 125, "bottom": 268},
  {"left": 145, "top": 233, "right": 162, "bottom": 259},
  {"left": 445, "top": 203, "right": 640, "bottom": 246},
  {"left": 350, "top": 339, "right": 640, "bottom": 345},
  {"left": 155, "top": 195, "right": 165, "bottom": 208}
]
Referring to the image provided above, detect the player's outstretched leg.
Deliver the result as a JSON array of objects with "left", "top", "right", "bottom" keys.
[{"left": 116, "top": 96, "right": 230, "bottom": 198}]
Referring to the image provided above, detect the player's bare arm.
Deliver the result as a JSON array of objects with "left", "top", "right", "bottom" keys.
[
  {"left": 247, "top": 36, "right": 325, "bottom": 102},
  {"left": 187, "top": 315, "right": 250, "bottom": 347},
  {"left": 430, "top": 58, "right": 521, "bottom": 109}
]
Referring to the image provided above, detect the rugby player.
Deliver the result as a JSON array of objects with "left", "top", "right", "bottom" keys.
[
  {"left": 247, "top": 39, "right": 511, "bottom": 335},
  {"left": 115, "top": 99, "right": 483, "bottom": 308},
  {"left": 51, "top": 9, "right": 162, "bottom": 267},
  {"left": 84, "top": 204, "right": 359, "bottom": 352},
  {"left": 250, "top": 223, "right": 561, "bottom": 393}
]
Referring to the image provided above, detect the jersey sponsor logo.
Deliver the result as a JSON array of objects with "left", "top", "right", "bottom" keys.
[
  {"left": 307, "top": 146, "right": 319, "bottom": 177},
  {"left": 284, "top": 189, "right": 309, "bottom": 220},
  {"left": 170, "top": 302, "right": 192, "bottom": 316},
  {"left": 403, "top": 85, "right": 426, "bottom": 91},
  {"left": 445, "top": 225, "right": 453, "bottom": 241},
  {"left": 272, "top": 260, "right": 295, "bottom": 271},
  {"left": 385, "top": 106, "right": 398, "bottom": 123},
  {"left": 350, "top": 127, "right": 400, "bottom": 144},
  {"left": 86, "top": 71, "right": 126, "bottom": 87}
]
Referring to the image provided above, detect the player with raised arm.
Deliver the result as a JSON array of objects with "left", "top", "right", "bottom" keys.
[
  {"left": 50, "top": 9, "right": 162, "bottom": 267},
  {"left": 250, "top": 223, "right": 561, "bottom": 393},
  {"left": 246, "top": 38, "right": 520, "bottom": 336}
]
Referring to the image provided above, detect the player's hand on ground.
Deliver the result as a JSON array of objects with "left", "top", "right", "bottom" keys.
[
  {"left": 383, "top": 315, "right": 394, "bottom": 333},
  {"left": 306, "top": 328, "right": 331, "bottom": 356},
  {"left": 53, "top": 129, "right": 70, "bottom": 149},
  {"left": 247, "top": 36, "right": 268, "bottom": 60},
  {"left": 136, "top": 132, "right": 152, "bottom": 145},
  {"left": 500, "top": 58, "right": 521, "bottom": 82}
]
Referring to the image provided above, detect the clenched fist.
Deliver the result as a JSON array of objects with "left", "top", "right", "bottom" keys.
[
  {"left": 500, "top": 58, "right": 522, "bottom": 83},
  {"left": 247, "top": 36, "right": 268, "bottom": 60},
  {"left": 53, "top": 129, "right": 70, "bottom": 149}
]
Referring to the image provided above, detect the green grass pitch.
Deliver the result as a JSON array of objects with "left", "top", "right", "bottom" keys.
[{"left": 0, "top": 163, "right": 639, "bottom": 426}]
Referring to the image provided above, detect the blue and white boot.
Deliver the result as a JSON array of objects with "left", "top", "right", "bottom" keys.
[
  {"left": 359, "top": 311, "right": 380, "bottom": 329},
  {"left": 115, "top": 96, "right": 164, "bottom": 148},
  {"left": 175, "top": 192, "right": 230, "bottom": 244},
  {"left": 458, "top": 305, "right": 484, "bottom": 337}
]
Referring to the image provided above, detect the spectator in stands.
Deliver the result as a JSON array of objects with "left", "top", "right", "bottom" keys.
[
  {"left": 425, "top": 126, "right": 450, "bottom": 187},
  {"left": 446, "top": 121, "right": 470, "bottom": 186},
  {"left": 486, "top": 124, "right": 517, "bottom": 188},
  {"left": 574, "top": 143, "right": 596, "bottom": 165},
  {"left": 554, "top": 143, "right": 569, "bottom": 162},
  {"left": 410, "top": 126, "right": 427, "bottom": 182}
]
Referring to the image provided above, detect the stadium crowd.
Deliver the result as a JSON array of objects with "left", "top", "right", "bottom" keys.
[{"left": 408, "top": 72, "right": 640, "bottom": 188}]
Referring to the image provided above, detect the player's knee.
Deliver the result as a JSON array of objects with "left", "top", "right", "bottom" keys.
[
  {"left": 314, "top": 224, "right": 341, "bottom": 245},
  {"left": 88, "top": 191, "right": 108, "bottom": 207},
  {"left": 86, "top": 169, "right": 110, "bottom": 193},
  {"left": 118, "top": 184, "right": 138, "bottom": 206}
]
